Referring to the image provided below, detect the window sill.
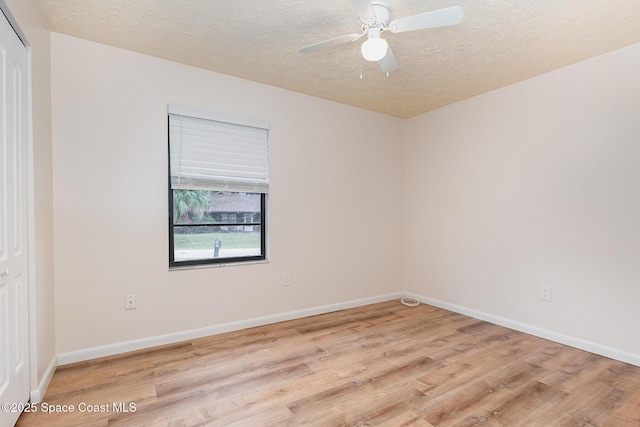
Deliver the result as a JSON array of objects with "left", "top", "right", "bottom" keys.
[{"left": 169, "top": 258, "right": 269, "bottom": 271}]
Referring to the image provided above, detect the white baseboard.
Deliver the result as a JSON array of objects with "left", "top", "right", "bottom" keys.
[
  {"left": 405, "top": 292, "right": 640, "bottom": 368},
  {"left": 30, "top": 355, "right": 57, "bottom": 403},
  {"left": 57, "top": 293, "right": 403, "bottom": 365}
]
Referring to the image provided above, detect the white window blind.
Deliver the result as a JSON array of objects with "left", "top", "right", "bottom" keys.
[{"left": 168, "top": 105, "right": 269, "bottom": 193}]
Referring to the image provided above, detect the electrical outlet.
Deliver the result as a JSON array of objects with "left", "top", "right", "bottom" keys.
[
  {"left": 540, "top": 286, "right": 551, "bottom": 302},
  {"left": 282, "top": 272, "right": 291, "bottom": 287},
  {"left": 125, "top": 294, "right": 137, "bottom": 310}
]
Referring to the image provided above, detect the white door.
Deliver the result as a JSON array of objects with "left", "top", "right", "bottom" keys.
[{"left": 0, "top": 8, "right": 29, "bottom": 427}]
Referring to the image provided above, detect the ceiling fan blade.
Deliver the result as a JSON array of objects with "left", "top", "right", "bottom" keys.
[
  {"left": 299, "top": 33, "right": 362, "bottom": 54},
  {"left": 389, "top": 6, "right": 464, "bottom": 33},
  {"left": 378, "top": 46, "right": 399, "bottom": 74},
  {"left": 351, "top": 0, "right": 375, "bottom": 18}
]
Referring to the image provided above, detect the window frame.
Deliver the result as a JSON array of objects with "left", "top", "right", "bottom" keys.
[{"left": 167, "top": 107, "right": 269, "bottom": 268}]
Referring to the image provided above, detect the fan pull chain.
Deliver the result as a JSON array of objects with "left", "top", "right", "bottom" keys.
[
  {"left": 386, "top": 52, "right": 389, "bottom": 77},
  {"left": 360, "top": 56, "right": 363, "bottom": 79}
]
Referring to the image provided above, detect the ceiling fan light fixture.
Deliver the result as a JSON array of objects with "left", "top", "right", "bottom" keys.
[
  {"left": 300, "top": 2, "right": 464, "bottom": 75},
  {"left": 361, "top": 33, "right": 388, "bottom": 62}
]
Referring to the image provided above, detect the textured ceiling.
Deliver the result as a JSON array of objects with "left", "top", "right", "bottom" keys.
[{"left": 36, "top": 0, "right": 640, "bottom": 118}]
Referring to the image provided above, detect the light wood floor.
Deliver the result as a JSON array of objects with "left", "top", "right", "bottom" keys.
[{"left": 17, "top": 301, "right": 640, "bottom": 426}]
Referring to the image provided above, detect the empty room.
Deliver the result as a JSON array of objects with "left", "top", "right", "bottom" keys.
[{"left": 2, "top": 0, "right": 640, "bottom": 426}]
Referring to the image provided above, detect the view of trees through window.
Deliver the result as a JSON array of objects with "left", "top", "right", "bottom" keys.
[{"left": 171, "top": 190, "right": 264, "bottom": 263}]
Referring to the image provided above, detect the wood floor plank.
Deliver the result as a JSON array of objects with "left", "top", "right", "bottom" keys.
[
  {"left": 16, "top": 300, "right": 640, "bottom": 426},
  {"left": 603, "top": 389, "right": 640, "bottom": 427},
  {"left": 376, "top": 410, "right": 434, "bottom": 427},
  {"left": 554, "top": 382, "right": 630, "bottom": 426},
  {"left": 224, "top": 406, "right": 295, "bottom": 427}
]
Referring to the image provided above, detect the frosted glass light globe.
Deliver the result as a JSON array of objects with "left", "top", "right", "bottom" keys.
[{"left": 361, "top": 37, "right": 388, "bottom": 62}]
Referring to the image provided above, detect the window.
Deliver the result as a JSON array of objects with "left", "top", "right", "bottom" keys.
[{"left": 168, "top": 105, "right": 269, "bottom": 267}]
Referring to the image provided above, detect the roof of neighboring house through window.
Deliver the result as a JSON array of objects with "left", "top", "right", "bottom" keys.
[{"left": 208, "top": 192, "right": 260, "bottom": 213}]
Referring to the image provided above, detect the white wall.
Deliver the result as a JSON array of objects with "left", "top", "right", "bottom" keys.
[
  {"left": 405, "top": 41, "right": 640, "bottom": 359},
  {"left": 50, "top": 34, "right": 405, "bottom": 357},
  {"left": 4, "top": 0, "right": 56, "bottom": 401}
]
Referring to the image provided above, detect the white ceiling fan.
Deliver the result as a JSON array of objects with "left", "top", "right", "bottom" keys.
[{"left": 300, "top": 0, "right": 464, "bottom": 74}]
